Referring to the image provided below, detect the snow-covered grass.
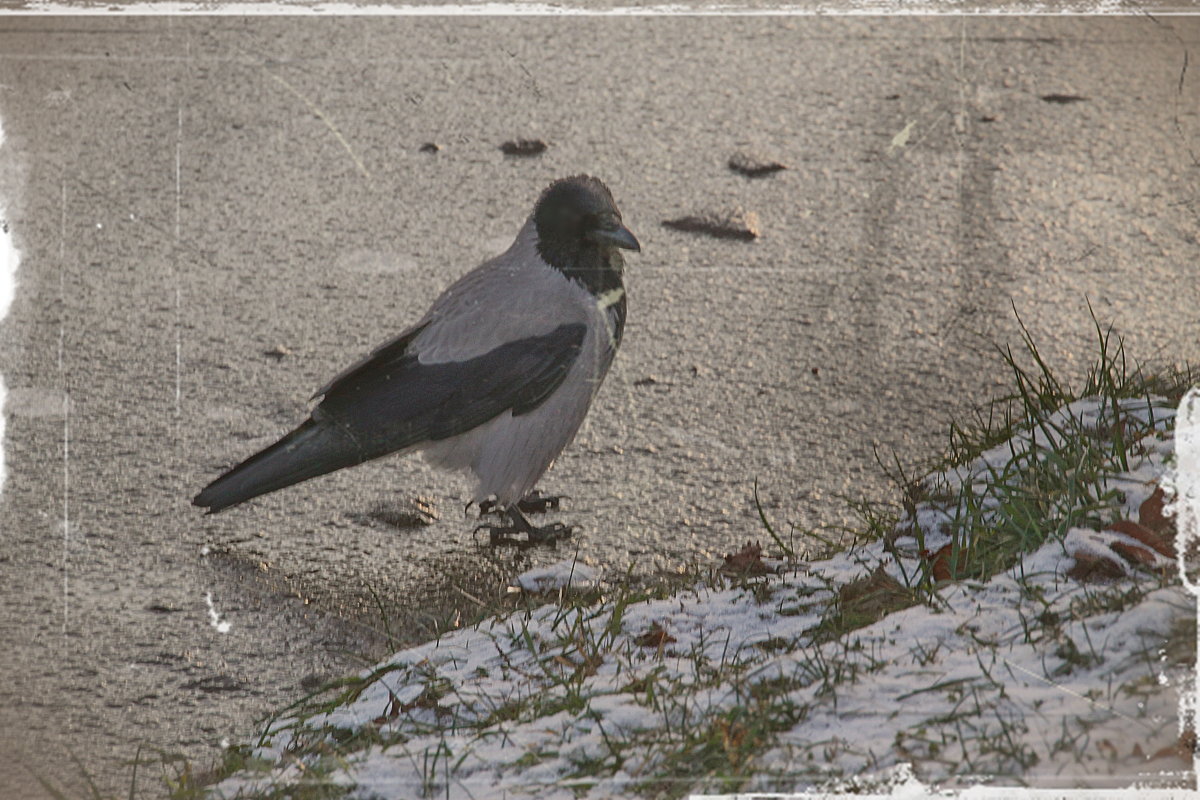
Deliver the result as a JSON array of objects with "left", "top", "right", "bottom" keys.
[{"left": 177, "top": 316, "right": 1197, "bottom": 800}]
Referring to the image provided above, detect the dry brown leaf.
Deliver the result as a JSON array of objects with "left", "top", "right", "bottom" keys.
[
  {"left": 500, "top": 138, "right": 548, "bottom": 156},
  {"left": 722, "top": 541, "right": 774, "bottom": 576},
  {"left": 1109, "top": 541, "right": 1158, "bottom": 567},
  {"left": 1106, "top": 518, "right": 1175, "bottom": 559},
  {"left": 728, "top": 152, "right": 788, "bottom": 178},
  {"left": 1139, "top": 486, "right": 1172, "bottom": 533},
  {"left": 929, "top": 543, "right": 969, "bottom": 582},
  {"left": 663, "top": 208, "right": 761, "bottom": 241},
  {"left": 637, "top": 622, "right": 677, "bottom": 649},
  {"left": 1151, "top": 727, "right": 1197, "bottom": 761},
  {"left": 1042, "top": 93, "right": 1089, "bottom": 104},
  {"left": 1066, "top": 552, "right": 1126, "bottom": 583}
]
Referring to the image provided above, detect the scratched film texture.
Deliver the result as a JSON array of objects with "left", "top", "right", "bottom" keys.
[{"left": 0, "top": 14, "right": 1198, "bottom": 797}]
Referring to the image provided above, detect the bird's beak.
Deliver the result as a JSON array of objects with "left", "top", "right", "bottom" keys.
[{"left": 587, "top": 220, "right": 641, "bottom": 253}]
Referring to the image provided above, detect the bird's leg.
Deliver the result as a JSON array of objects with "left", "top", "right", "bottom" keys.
[
  {"left": 477, "top": 490, "right": 567, "bottom": 517},
  {"left": 509, "top": 506, "right": 573, "bottom": 545},
  {"left": 514, "top": 489, "right": 566, "bottom": 514},
  {"left": 476, "top": 505, "right": 573, "bottom": 548}
]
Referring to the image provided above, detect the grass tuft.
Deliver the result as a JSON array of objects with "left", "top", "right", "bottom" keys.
[{"left": 853, "top": 305, "right": 1191, "bottom": 590}]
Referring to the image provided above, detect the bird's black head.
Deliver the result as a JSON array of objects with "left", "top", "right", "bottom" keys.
[{"left": 533, "top": 175, "right": 640, "bottom": 296}]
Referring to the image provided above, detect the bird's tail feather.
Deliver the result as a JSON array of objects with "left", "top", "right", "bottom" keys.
[{"left": 192, "top": 419, "right": 363, "bottom": 513}]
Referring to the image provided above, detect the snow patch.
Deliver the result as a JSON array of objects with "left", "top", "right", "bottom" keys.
[{"left": 512, "top": 558, "right": 600, "bottom": 593}]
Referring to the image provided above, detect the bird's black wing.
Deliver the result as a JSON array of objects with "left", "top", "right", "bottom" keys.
[{"left": 315, "top": 322, "right": 588, "bottom": 461}]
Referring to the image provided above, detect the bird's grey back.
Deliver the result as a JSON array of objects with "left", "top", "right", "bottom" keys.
[{"left": 411, "top": 221, "right": 597, "bottom": 364}]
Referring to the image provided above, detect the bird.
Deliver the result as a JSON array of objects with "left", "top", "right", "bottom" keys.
[{"left": 192, "top": 175, "right": 640, "bottom": 545}]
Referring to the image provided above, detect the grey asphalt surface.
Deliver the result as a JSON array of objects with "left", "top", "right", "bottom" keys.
[{"left": 1, "top": 14, "right": 1198, "bottom": 798}]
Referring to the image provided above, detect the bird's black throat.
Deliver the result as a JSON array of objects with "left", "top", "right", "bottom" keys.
[{"left": 543, "top": 242, "right": 626, "bottom": 299}]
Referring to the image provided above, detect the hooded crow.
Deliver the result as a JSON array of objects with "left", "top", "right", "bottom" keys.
[{"left": 192, "top": 175, "right": 640, "bottom": 544}]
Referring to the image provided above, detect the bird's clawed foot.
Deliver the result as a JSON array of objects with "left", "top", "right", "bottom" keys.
[
  {"left": 478, "top": 490, "right": 566, "bottom": 517},
  {"left": 482, "top": 522, "right": 574, "bottom": 549},
  {"left": 475, "top": 506, "right": 574, "bottom": 549}
]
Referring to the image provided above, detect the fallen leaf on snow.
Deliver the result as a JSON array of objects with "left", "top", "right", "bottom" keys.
[
  {"left": 1105, "top": 518, "right": 1175, "bottom": 559},
  {"left": 1139, "top": 486, "right": 1172, "bottom": 533},
  {"left": 637, "top": 622, "right": 677, "bottom": 649},
  {"left": 1108, "top": 541, "right": 1159, "bottom": 568},
  {"left": 1066, "top": 551, "right": 1126, "bottom": 583},
  {"left": 929, "top": 543, "right": 969, "bottom": 581},
  {"left": 1151, "top": 727, "right": 1197, "bottom": 761}
]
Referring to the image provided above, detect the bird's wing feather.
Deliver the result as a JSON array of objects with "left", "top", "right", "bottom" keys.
[
  {"left": 313, "top": 322, "right": 588, "bottom": 460},
  {"left": 311, "top": 321, "right": 430, "bottom": 401}
]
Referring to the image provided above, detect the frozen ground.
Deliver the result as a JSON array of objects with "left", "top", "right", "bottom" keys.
[{"left": 211, "top": 393, "right": 1199, "bottom": 797}]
